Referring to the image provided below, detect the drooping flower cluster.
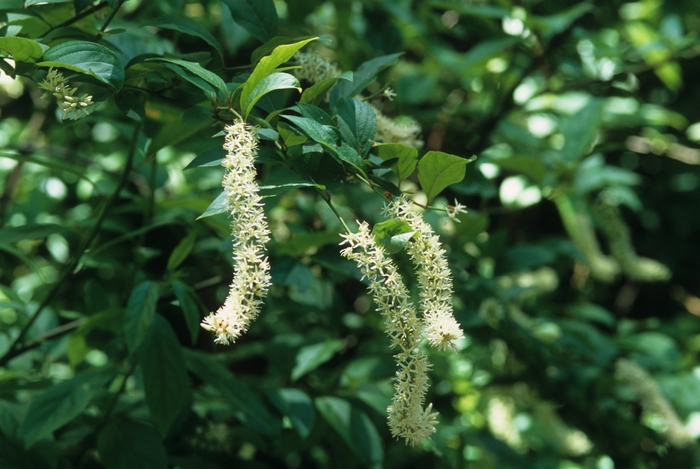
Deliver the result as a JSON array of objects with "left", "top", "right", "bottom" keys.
[
  {"left": 201, "top": 121, "right": 271, "bottom": 345},
  {"left": 294, "top": 51, "right": 341, "bottom": 84},
  {"left": 615, "top": 358, "right": 693, "bottom": 448},
  {"left": 38, "top": 68, "right": 94, "bottom": 120},
  {"left": 340, "top": 222, "right": 438, "bottom": 446},
  {"left": 384, "top": 196, "right": 464, "bottom": 351},
  {"left": 372, "top": 104, "right": 424, "bottom": 149}
]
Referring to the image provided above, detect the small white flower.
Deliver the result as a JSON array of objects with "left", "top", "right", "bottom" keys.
[
  {"left": 446, "top": 199, "right": 467, "bottom": 222},
  {"left": 383, "top": 88, "right": 397, "bottom": 101}
]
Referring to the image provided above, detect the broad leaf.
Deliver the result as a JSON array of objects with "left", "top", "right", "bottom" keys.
[
  {"left": 315, "top": 397, "right": 383, "bottom": 466},
  {"left": 222, "top": 0, "right": 279, "bottom": 42},
  {"left": 184, "top": 147, "right": 226, "bottom": 169},
  {"left": 123, "top": 281, "right": 159, "bottom": 354},
  {"left": 0, "top": 37, "right": 42, "bottom": 62},
  {"left": 376, "top": 143, "right": 418, "bottom": 184},
  {"left": 283, "top": 115, "right": 339, "bottom": 149},
  {"left": 243, "top": 72, "right": 301, "bottom": 116},
  {"left": 417, "top": 151, "right": 473, "bottom": 203},
  {"left": 559, "top": 98, "right": 604, "bottom": 162},
  {"left": 372, "top": 219, "right": 415, "bottom": 254},
  {"left": 150, "top": 58, "right": 228, "bottom": 97},
  {"left": 39, "top": 40, "right": 124, "bottom": 91},
  {"left": 330, "top": 53, "right": 402, "bottom": 107},
  {"left": 185, "top": 350, "right": 281, "bottom": 436},
  {"left": 291, "top": 339, "right": 344, "bottom": 381},
  {"left": 136, "top": 315, "right": 189, "bottom": 435},
  {"left": 266, "top": 388, "right": 315, "bottom": 439},
  {"left": 300, "top": 76, "right": 338, "bottom": 105},
  {"left": 97, "top": 421, "right": 167, "bottom": 469},
  {"left": 240, "top": 38, "right": 316, "bottom": 118},
  {"left": 336, "top": 97, "right": 376, "bottom": 157},
  {"left": 141, "top": 16, "right": 222, "bottom": 56},
  {"left": 493, "top": 156, "right": 547, "bottom": 185},
  {"left": 197, "top": 191, "right": 228, "bottom": 220}
]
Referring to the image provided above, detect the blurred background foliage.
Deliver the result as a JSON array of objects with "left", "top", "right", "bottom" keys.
[{"left": 1, "top": 0, "right": 700, "bottom": 468}]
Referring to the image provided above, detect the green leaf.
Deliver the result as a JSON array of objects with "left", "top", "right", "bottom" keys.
[
  {"left": 336, "top": 97, "right": 376, "bottom": 157},
  {"left": 171, "top": 280, "right": 201, "bottom": 344},
  {"left": 136, "top": 315, "right": 189, "bottom": 435},
  {"left": 97, "top": 421, "right": 168, "bottom": 469},
  {"left": 222, "top": 0, "right": 279, "bottom": 42},
  {"left": 184, "top": 147, "right": 226, "bottom": 169},
  {"left": 166, "top": 231, "right": 196, "bottom": 272},
  {"left": 559, "top": 98, "right": 603, "bottom": 161},
  {"left": 185, "top": 350, "right": 281, "bottom": 436},
  {"left": 297, "top": 103, "right": 334, "bottom": 125},
  {"left": 278, "top": 121, "right": 307, "bottom": 147},
  {"left": 330, "top": 53, "right": 402, "bottom": 106},
  {"left": 493, "top": 156, "right": 546, "bottom": 185},
  {"left": 0, "top": 224, "right": 64, "bottom": 244},
  {"left": 150, "top": 58, "right": 228, "bottom": 97},
  {"left": 20, "top": 378, "right": 92, "bottom": 448},
  {"left": 300, "top": 76, "right": 338, "bottom": 105},
  {"left": 283, "top": 115, "right": 339, "bottom": 149},
  {"left": 240, "top": 38, "right": 316, "bottom": 118},
  {"left": 123, "top": 281, "right": 159, "bottom": 355},
  {"left": 417, "top": 151, "right": 472, "bottom": 203},
  {"left": 266, "top": 388, "right": 315, "bottom": 439},
  {"left": 243, "top": 72, "right": 301, "bottom": 116},
  {"left": 376, "top": 143, "right": 418, "bottom": 184},
  {"left": 291, "top": 339, "right": 344, "bottom": 381},
  {"left": 147, "top": 115, "right": 211, "bottom": 157},
  {"left": 197, "top": 191, "right": 228, "bottom": 220},
  {"left": 371, "top": 219, "right": 416, "bottom": 254},
  {"left": 181, "top": 105, "right": 213, "bottom": 126},
  {"left": 141, "top": 16, "right": 223, "bottom": 56},
  {"left": 0, "top": 37, "right": 42, "bottom": 62},
  {"left": 39, "top": 40, "right": 125, "bottom": 91},
  {"left": 315, "top": 397, "right": 383, "bottom": 467}
]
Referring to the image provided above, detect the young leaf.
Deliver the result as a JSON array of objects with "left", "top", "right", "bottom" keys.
[
  {"left": 300, "top": 76, "right": 339, "bottom": 105},
  {"left": 243, "top": 72, "right": 301, "bottom": 116},
  {"left": 141, "top": 16, "right": 223, "bottom": 56},
  {"left": 39, "top": 40, "right": 125, "bottom": 91},
  {"left": 136, "top": 315, "right": 189, "bottom": 435},
  {"left": 0, "top": 37, "right": 43, "bottom": 62},
  {"left": 123, "top": 281, "right": 159, "bottom": 354},
  {"left": 278, "top": 121, "right": 307, "bottom": 147},
  {"left": 166, "top": 231, "right": 196, "bottom": 272},
  {"left": 240, "top": 38, "right": 316, "bottom": 118},
  {"left": 97, "top": 421, "right": 168, "bottom": 469},
  {"left": 222, "top": 0, "right": 279, "bottom": 43},
  {"left": 266, "top": 388, "right": 315, "bottom": 439},
  {"left": 417, "top": 151, "right": 472, "bottom": 203},
  {"left": 185, "top": 350, "right": 281, "bottom": 436},
  {"left": 376, "top": 143, "right": 418, "bottom": 185},
  {"left": 329, "top": 52, "right": 402, "bottom": 107},
  {"left": 171, "top": 280, "right": 202, "bottom": 344},
  {"left": 150, "top": 58, "right": 228, "bottom": 97},
  {"left": 291, "top": 339, "right": 344, "bottom": 381},
  {"left": 372, "top": 219, "right": 415, "bottom": 254},
  {"left": 315, "top": 397, "right": 384, "bottom": 466}
]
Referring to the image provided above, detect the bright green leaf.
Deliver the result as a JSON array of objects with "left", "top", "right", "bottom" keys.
[
  {"left": 300, "top": 76, "right": 338, "bottom": 105},
  {"left": 372, "top": 219, "right": 416, "bottom": 254},
  {"left": 150, "top": 58, "right": 228, "bottom": 97},
  {"left": 376, "top": 143, "right": 418, "bottom": 185},
  {"left": 197, "top": 191, "right": 228, "bottom": 220},
  {"left": 291, "top": 339, "right": 344, "bottom": 381},
  {"left": 184, "top": 147, "right": 225, "bottom": 169},
  {"left": 244, "top": 72, "right": 301, "bottom": 116},
  {"left": 417, "top": 151, "right": 472, "bottom": 203},
  {"left": 0, "top": 37, "right": 43, "bottom": 62}
]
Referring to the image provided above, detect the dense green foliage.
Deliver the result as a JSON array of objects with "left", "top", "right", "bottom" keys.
[{"left": 1, "top": 0, "right": 700, "bottom": 468}]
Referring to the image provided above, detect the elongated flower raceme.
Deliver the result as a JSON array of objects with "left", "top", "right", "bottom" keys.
[
  {"left": 201, "top": 121, "right": 271, "bottom": 345},
  {"left": 340, "top": 222, "right": 438, "bottom": 445},
  {"left": 384, "top": 196, "right": 464, "bottom": 352}
]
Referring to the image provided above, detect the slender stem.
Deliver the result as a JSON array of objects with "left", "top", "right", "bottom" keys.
[
  {"left": 99, "top": 0, "right": 124, "bottom": 33},
  {"left": 316, "top": 188, "right": 351, "bottom": 233},
  {"left": 45, "top": 1, "right": 110, "bottom": 34},
  {"left": 0, "top": 125, "right": 140, "bottom": 368}
]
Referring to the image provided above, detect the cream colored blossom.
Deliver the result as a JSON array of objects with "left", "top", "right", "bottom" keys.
[
  {"left": 372, "top": 104, "right": 424, "bottom": 149},
  {"left": 615, "top": 358, "right": 693, "bottom": 447},
  {"left": 201, "top": 121, "right": 271, "bottom": 345},
  {"left": 294, "top": 51, "right": 341, "bottom": 84},
  {"left": 384, "top": 196, "right": 464, "bottom": 351},
  {"left": 340, "top": 222, "right": 437, "bottom": 445},
  {"left": 38, "top": 68, "right": 93, "bottom": 120}
]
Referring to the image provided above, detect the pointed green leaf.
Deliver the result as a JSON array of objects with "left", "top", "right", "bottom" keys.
[
  {"left": 244, "top": 72, "right": 301, "bottom": 116},
  {"left": 222, "top": 0, "right": 279, "bottom": 42},
  {"left": 330, "top": 52, "right": 402, "bottom": 106},
  {"left": 559, "top": 98, "right": 604, "bottom": 161},
  {"left": 376, "top": 143, "right": 418, "bottom": 184},
  {"left": 150, "top": 58, "right": 228, "bottom": 97},
  {"left": 315, "top": 397, "right": 383, "bottom": 466},
  {"left": 300, "top": 76, "right": 339, "bottom": 105},
  {"left": 166, "top": 231, "right": 196, "bottom": 272},
  {"left": 184, "top": 147, "right": 226, "bottom": 169},
  {"left": 141, "top": 16, "right": 222, "bottom": 56},
  {"left": 241, "top": 38, "right": 316, "bottom": 117},
  {"left": 197, "top": 191, "right": 228, "bottom": 220},
  {"left": 266, "top": 388, "right": 315, "bottom": 439},
  {"left": 136, "top": 315, "right": 189, "bottom": 435},
  {"left": 283, "top": 115, "right": 339, "bottom": 148},
  {"left": 372, "top": 219, "right": 415, "bottom": 254},
  {"left": 171, "top": 280, "right": 201, "bottom": 344},
  {"left": 0, "top": 224, "right": 64, "bottom": 244},
  {"left": 336, "top": 97, "right": 376, "bottom": 157},
  {"left": 124, "top": 281, "right": 159, "bottom": 354},
  {"left": 278, "top": 122, "right": 307, "bottom": 147},
  {"left": 291, "top": 339, "right": 344, "bottom": 381},
  {"left": 0, "top": 37, "right": 42, "bottom": 62},
  {"left": 418, "top": 151, "right": 471, "bottom": 203},
  {"left": 39, "top": 40, "right": 124, "bottom": 91},
  {"left": 97, "top": 421, "right": 167, "bottom": 469}
]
